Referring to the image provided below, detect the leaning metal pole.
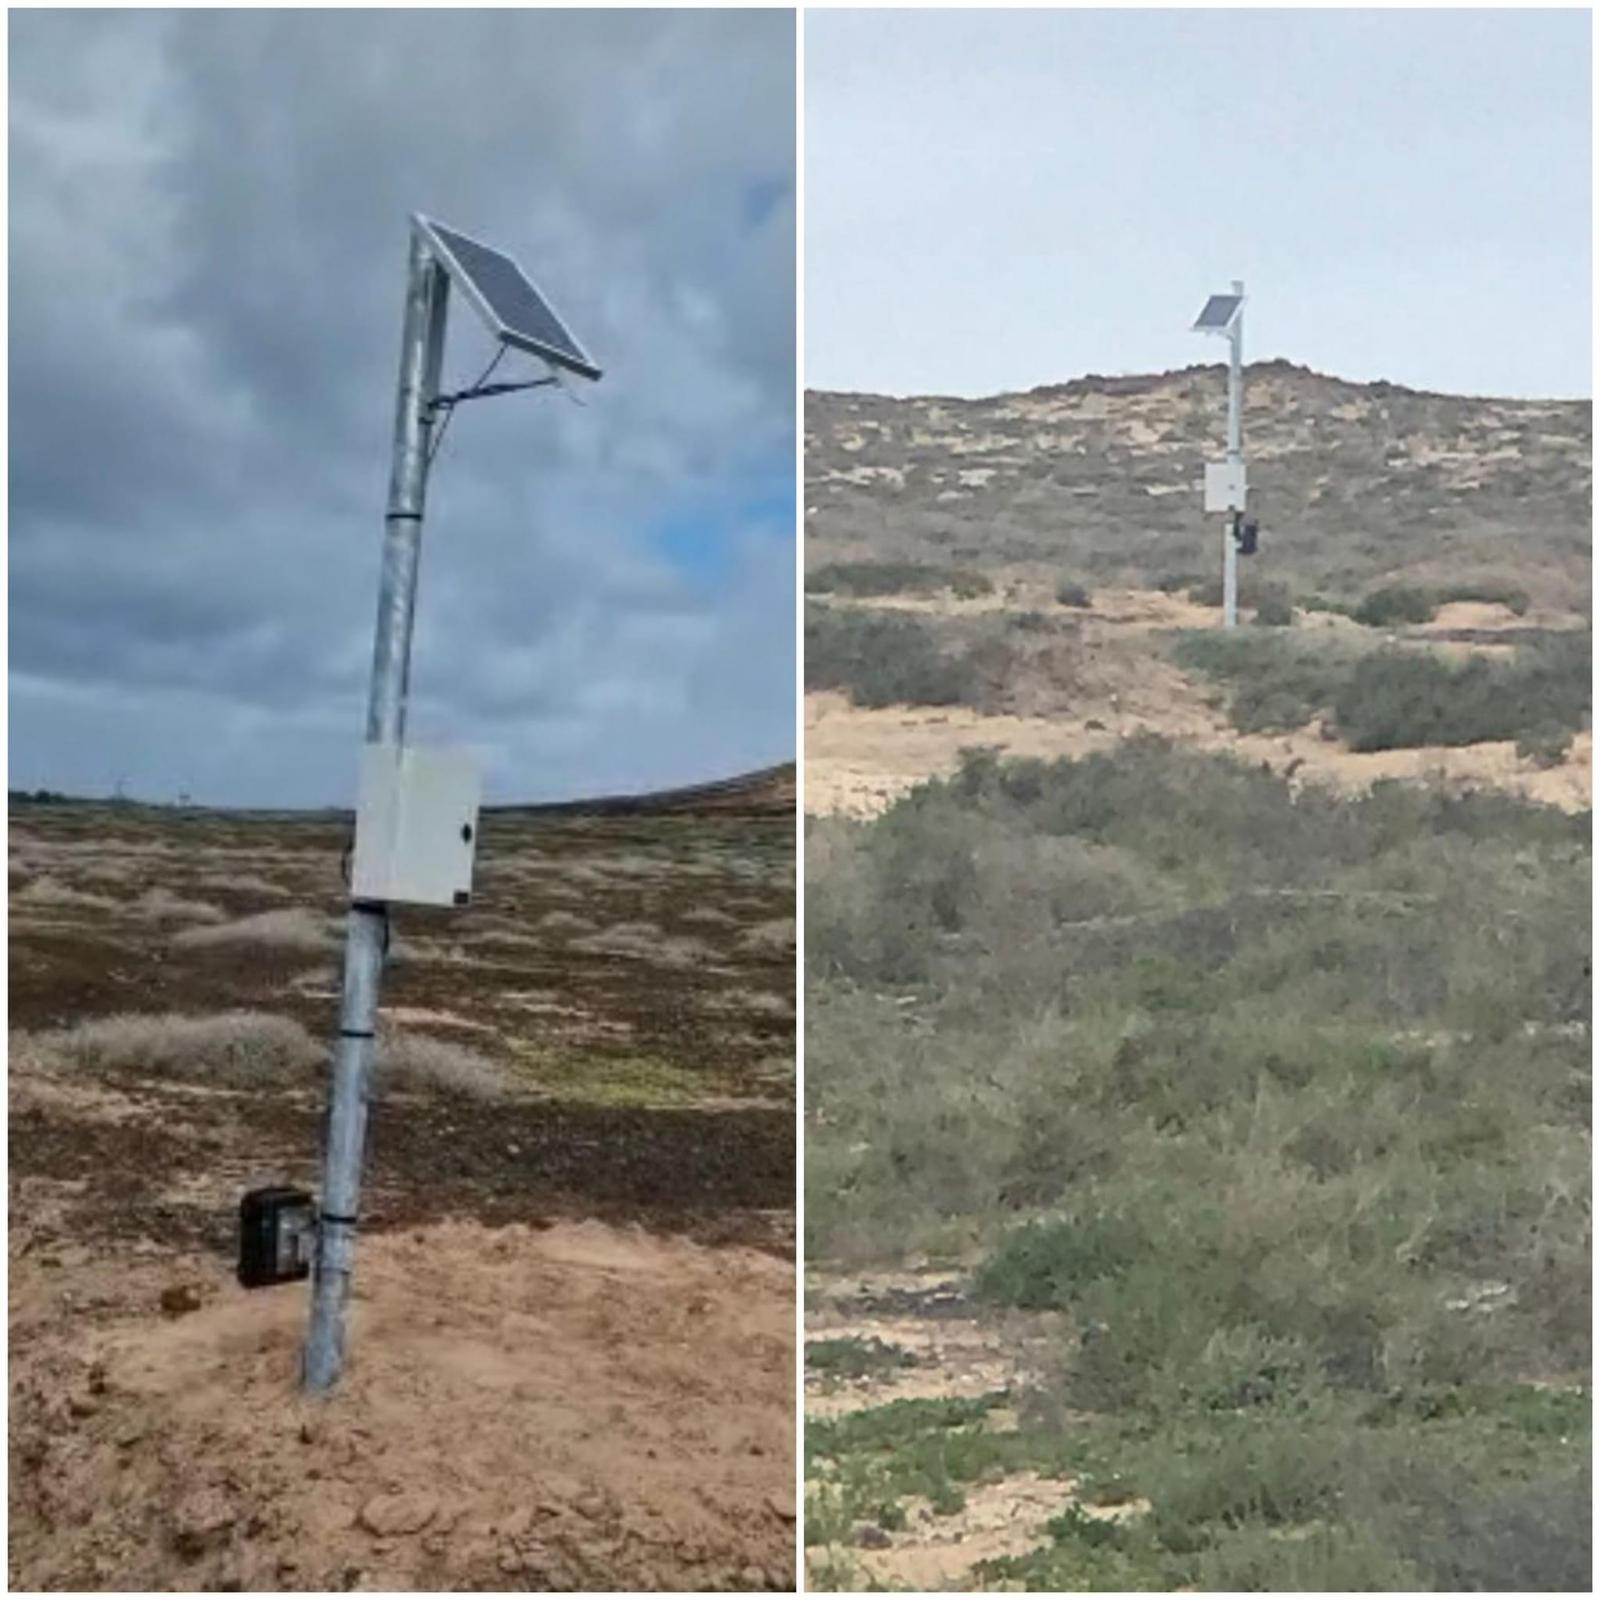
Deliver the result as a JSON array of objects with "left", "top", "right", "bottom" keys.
[
  {"left": 303, "top": 231, "right": 450, "bottom": 1392},
  {"left": 1222, "top": 278, "right": 1244, "bottom": 629}
]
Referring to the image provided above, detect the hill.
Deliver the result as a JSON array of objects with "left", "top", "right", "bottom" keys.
[
  {"left": 807, "top": 362, "right": 1590, "bottom": 609},
  {"left": 803, "top": 362, "right": 1591, "bottom": 1592},
  {"left": 803, "top": 366, "right": 1590, "bottom": 817},
  {"left": 492, "top": 762, "right": 796, "bottom": 818}
]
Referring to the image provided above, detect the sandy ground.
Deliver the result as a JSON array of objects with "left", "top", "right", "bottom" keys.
[
  {"left": 11, "top": 1205, "right": 795, "bottom": 1591},
  {"left": 807, "top": 693, "right": 1592, "bottom": 819},
  {"left": 805, "top": 588, "right": 1591, "bottom": 819}
]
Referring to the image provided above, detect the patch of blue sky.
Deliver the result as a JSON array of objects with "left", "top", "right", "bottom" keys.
[{"left": 646, "top": 467, "right": 794, "bottom": 589}]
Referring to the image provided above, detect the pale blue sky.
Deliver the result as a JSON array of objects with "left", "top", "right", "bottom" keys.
[{"left": 807, "top": 7, "right": 1591, "bottom": 399}]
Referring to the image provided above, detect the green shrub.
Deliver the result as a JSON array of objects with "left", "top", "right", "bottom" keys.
[
  {"left": 1177, "top": 627, "right": 1591, "bottom": 751},
  {"left": 947, "top": 569, "right": 994, "bottom": 600},
  {"left": 1517, "top": 722, "right": 1575, "bottom": 767},
  {"left": 1335, "top": 636, "right": 1590, "bottom": 752},
  {"left": 1353, "top": 585, "right": 1438, "bottom": 627},
  {"left": 804, "top": 605, "right": 972, "bottom": 708},
  {"left": 1172, "top": 631, "right": 1346, "bottom": 734},
  {"left": 1252, "top": 585, "right": 1295, "bottom": 627},
  {"left": 1010, "top": 610, "right": 1052, "bottom": 633},
  {"left": 806, "top": 1337, "right": 918, "bottom": 1380}
]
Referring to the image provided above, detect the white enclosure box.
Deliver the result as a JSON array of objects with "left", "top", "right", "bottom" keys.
[
  {"left": 1203, "top": 460, "right": 1248, "bottom": 513},
  {"left": 350, "top": 744, "right": 481, "bottom": 907}
]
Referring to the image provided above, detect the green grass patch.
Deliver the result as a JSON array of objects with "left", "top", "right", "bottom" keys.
[
  {"left": 508, "top": 1045, "right": 715, "bottom": 1107},
  {"left": 806, "top": 1336, "right": 919, "bottom": 1381}
]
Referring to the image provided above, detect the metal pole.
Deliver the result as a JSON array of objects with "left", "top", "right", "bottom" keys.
[
  {"left": 303, "top": 231, "right": 449, "bottom": 1393},
  {"left": 1222, "top": 279, "right": 1244, "bottom": 628}
]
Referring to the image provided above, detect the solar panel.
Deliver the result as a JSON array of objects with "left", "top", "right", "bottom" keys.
[
  {"left": 1193, "top": 292, "right": 1242, "bottom": 332},
  {"left": 414, "top": 215, "right": 601, "bottom": 381}
]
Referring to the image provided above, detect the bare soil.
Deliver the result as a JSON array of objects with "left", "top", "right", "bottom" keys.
[{"left": 9, "top": 789, "right": 796, "bottom": 1591}]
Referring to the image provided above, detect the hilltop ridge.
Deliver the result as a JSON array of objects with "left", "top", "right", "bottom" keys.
[{"left": 807, "top": 364, "right": 1591, "bottom": 608}]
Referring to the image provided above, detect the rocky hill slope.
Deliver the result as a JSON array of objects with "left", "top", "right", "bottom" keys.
[{"left": 807, "top": 362, "right": 1591, "bottom": 610}]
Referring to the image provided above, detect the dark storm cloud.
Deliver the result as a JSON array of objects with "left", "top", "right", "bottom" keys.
[{"left": 9, "top": 8, "right": 795, "bottom": 805}]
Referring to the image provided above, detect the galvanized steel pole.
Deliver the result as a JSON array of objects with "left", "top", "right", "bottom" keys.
[
  {"left": 303, "top": 231, "right": 450, "bottom": 1392},
  {"left": 1222, "top": 279, "right": 1244, "bottom": 629}
]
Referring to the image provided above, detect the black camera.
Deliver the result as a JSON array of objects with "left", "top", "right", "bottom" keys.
[{"left": 238, "top": 1186, "right": 316, "bottom": 1289}]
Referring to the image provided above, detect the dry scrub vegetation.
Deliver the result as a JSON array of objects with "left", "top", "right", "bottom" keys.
[
  {"left": 20, "top": 1010, "right": 509, "bottom": 1099},
  {"left": 805, "top": 741, "right": 1589, "bottom": 1590}
]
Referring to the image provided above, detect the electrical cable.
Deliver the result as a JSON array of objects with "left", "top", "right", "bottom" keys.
[{"left": 427, "top": 343, "right": 507, "bottom": 467}]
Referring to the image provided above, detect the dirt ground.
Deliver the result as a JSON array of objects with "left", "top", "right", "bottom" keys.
[
  {"left": 9, "top": 785, "right": 797, "bottom": 1591},
  {"left": 805, "top": 587, "right": 1592, "bottom": 818}
]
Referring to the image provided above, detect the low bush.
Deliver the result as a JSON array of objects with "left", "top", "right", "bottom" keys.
[
  {"left": 1055, "top": 580, "right": 1093, "bottom": 609},
  {"left": 1353, "top": 584, "right": 1438, "bottom": 627},
  {"left": 805, "top": 605, "right": 1013, "bottom": 710},
  {"left": 1518, "top": 721, "right": 1576, "bottom": 767},
  {"left": 1251, "top": 584, "right": 1294, "bottom": 627},
  {"left": 1174, "top": 628, "right": 1591, "bottom": 751},
  {"left": 1335, "top": 634, "right": 1590, "bottom": 752},
  {"left": 1171, "top": 632, "right": 1348, "bottom": 734},
  {"left": 805, "top": 560, "right": 992, "bottom": 599},
  {"left": 806, "top": 1337, "right": 918, "bottom": 1380}
]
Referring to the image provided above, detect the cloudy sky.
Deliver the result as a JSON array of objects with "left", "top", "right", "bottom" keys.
[
  {"left": 808, "top": 7, "right": 1590, "bottom": 400},
  {"left": 10, "top": 8, "right": 794, "bottom": 807}
]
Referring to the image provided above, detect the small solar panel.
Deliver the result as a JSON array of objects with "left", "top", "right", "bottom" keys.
[
  {"left": 414, "top": 215, "right": 601, "bottom": 381},
  {"left": 1193, "top": 293, "right": 1242, "bottom": 332}
]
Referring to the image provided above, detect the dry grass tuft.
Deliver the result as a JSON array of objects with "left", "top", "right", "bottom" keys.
[
  {"left": 737, "top": 916, "right": 797, "bottom": 956},
  {"left": 33, "top": 1010, "right": 322, "bottom": 1086},
  {"left": 133, "top": 886, "right": 226, "bottom": 924},
  {"left": 171, "top": 907, "right": 337, "bottom": 953},
  {"left": 13, "top": 875, "right": 123, "bottom": 912},
  {"left": 573, "top": 922, "right": 719, "bottom": 969},
  {"left": 374, "top": 1030, "right": 508, "bottom": 1099},
  {"left": 194, "top": 872, "right": 292, "bottom": 899}
]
